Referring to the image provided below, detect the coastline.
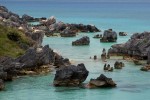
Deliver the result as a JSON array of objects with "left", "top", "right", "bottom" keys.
[{"left": 1, "top": 2, "right": 150, "bottom": 100}]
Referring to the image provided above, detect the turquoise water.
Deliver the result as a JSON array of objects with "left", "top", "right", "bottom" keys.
[{"left": 1, "top": 1, "right": 150, "bottom": 100}]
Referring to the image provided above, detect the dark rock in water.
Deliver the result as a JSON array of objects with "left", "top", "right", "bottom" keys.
[
  {"left": 0, "top": 79, "right": 4, "bottom": 90},
  {"left": 87, "top": 74, "right": 116, "bottom": 88},
  {"left": 60, "top": 27, "right": 76, "bottom": 37},
  {"left": 22, "top": 14, "right": 34, "bottom": 22},
  {"left": 133, "top": 59, "right": 142, "bottom": 65},
  {"left": 103, "top": 64, "right": 113, "bottom": 72},
  {"left": 119, "top": 32, "right": 127, "bottom": 36},
  {"left": 53, "top": 63, "right": 89, "bottom": 86},
  {"left": 100, "top": 29, "right": 117, "bottom": 42},
  {"left": 101, "top": 48, "right": 107, "bottom": 60},
  {"left": 0, "top": 6, "right": 8, "bottom": 12},
  {"left": 140, "top": 65, "right": 150, "bottom": 71},
  {"left": 94, "top": 55, "right": 97, "bottom": 60},
  {"left": 72, "top": 36, "right": 90, "bottom": 46},
  {"left": 93, "top": 34, "right": 102, "bottom": 38},
  {"left": 147, "top": 49, "right": 150, "bottom": 64},
  {"left": 108, "top": 32, "right": 150, "bottom": 61},
  {"left": 114, "top": 61, "right": 124, "bottom": 69}
]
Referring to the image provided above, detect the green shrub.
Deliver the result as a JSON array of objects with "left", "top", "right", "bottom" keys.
[{"left": 7, "top": 32, "right": 21, "bottom": 41}]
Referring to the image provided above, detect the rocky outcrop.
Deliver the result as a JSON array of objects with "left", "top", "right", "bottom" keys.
[
  {"left": 147, "top": 49, "right": 150, "bottom": 64},
  {"left": 93, "top": 34, "right": 102, "bottom": 38},
  {"left": 53, "top": 63, "right": 89, "bottom": 86},
  {"left": 72, "top": 36, "right": 90, "bottom": 46},
  {"left": 42, "top": 21, "right": 100, "bottom": 37},
  {"left": 114, "top": 61, "right": 124, "bottom": 69},
  {"left": 60, "top": 27, "right": 76, "bottom": 37},
  {"left": 108, "top": 32, "right": 150, "bottom": 61},
  {"left": 40, "top": 16, "right": 56, "bottom": 26},
  {"left": 103, "top": 64, "right": 113, "bottom": 72},
  {"left": 119, "top": 32, "right": 127, "bottom": 36},
  {"left": 0, "top": 45, "right": 71, "bottom": 90},
  {"left": 100, "top": 29, "right": 117, "bottom": 42},
  {"left": 86, "top": 74, "right": 116, "bottom": 88},
  {"left": 141, "top": 65, "right": 150, "bottom": 71}
]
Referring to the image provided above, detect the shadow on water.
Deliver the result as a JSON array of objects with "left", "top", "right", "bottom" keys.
[
  {"left": 118, "top": 83, "right": 150, "bottom": 93},
  {"left": 54, "top": 87, "right": 81, "bottom": 92}
]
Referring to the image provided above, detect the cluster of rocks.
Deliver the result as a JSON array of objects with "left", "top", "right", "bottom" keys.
[
  {"left": 100, "top": 29, "right": 117, "bottom": 42},
  {"left": 36, "top": 18, "right": 100, "bottom": 37},
  {"left": 103, "top": 64, "right": 113, "bottom": 72},
  {"left": 53, "top": 64, "right": 117, "bottom": 88},
  {"left": 86, "top": 74, "right": 116, "bottom": 88},
  {"left": 103, "top": 61, "right": 124, "bottom": 72},
  {"left": 108, "top": 32, "right": 150, "bottom": 64},
  {"left": 72, "top": 36, "right": 90, "bottom": 46},
  {"left": 119, "top": 32, "right": 127, "bottom": 36},
  {"left": 93, "top": 34, "right": 102, "bottom": 38},
  {"left": 0, "top": 45, "right": 70, "bottom": 90}
]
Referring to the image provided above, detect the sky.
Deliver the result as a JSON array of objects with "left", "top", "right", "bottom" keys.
[{"left": 1, "top": 0, "right": 150, "bottom": 2}]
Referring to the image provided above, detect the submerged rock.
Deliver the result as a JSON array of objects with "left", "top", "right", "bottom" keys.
[
  {"left": 86, "top": 74, "right": 116, "bottom": 88},
  {"left": 100, "top": 29, "right": 117, "bottom": 42},
  {"left": 53, "top": 63, "right": 89, "bottom": 86},
  {"left": 72, "top": 36, "right": 90, "bottom": 46}
]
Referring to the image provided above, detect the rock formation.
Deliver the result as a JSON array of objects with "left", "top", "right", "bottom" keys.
[
  {"left": 53, "top": 63, "right": 89, "bottom": 86},
  {"left": 86, "top": 74, "right": 116, "bottom": 88},
  {"left": 114, "top": 61, "right": 125, "bottom": 69},
  {"left": 108, "top": 32, "right": 150, "bottom": 61},
  {"left": 100, "top": 29, "right": 117, "bottom": 42},
  {"left": 93, "top": 34, "right": 102, "bottom": 38},
  {"left": 119, "top": 32, "right": 127, "bottom": 36},
  {"left": 72, "top": 36, "right": 90, "bottom": 46}
]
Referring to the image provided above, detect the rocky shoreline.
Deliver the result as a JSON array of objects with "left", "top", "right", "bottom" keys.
[{"left": 1, "top": 4, "right": 150, "bottom": 91}]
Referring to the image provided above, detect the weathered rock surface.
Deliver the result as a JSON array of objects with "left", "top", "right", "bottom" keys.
[
  {"left": 0, "top": 79, "right": 4, "bottom": 90},
  {"left": 114, "top": 61, "right": 124, "bottom": 69},
  {"left": 42, "top": 20, "right": 100, "bottom": 37},
  {"left": 103, "top": 64, "right": 113, "bottom": 72},
  {"left": 72, "top": 36, "right": 90, "bottom": 46},
  {"left": 60, "top": 27, "right": 76, "bottom": 37},
  {"left": 86, "top": 74, "right": 116, "bottom": 88},
  {"left": 53, "top": 63, "right": 89, "bottom": 86},
  {"left": 141, "top": 65, "right": 150, "bottom": 71},
  {"left": 100, "top": 29, "right": 117, "bottom": 42},
  {"left": 119, "top": 32, "right": 127, "bottom": 36},
  {"left": 108, "top": 32, "right": 150, "bottom": 62},
  {"left": 93, "top": 34, "right": 102, "bottom": 38}
]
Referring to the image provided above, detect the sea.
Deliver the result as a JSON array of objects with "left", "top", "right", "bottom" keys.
[{"left": 1, "top": 0, "right": 150, "bottom": 100}]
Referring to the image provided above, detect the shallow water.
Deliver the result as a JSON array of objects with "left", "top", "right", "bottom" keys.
[{"left": 1, "top": 1, "right": 150, "bottom": 100}]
